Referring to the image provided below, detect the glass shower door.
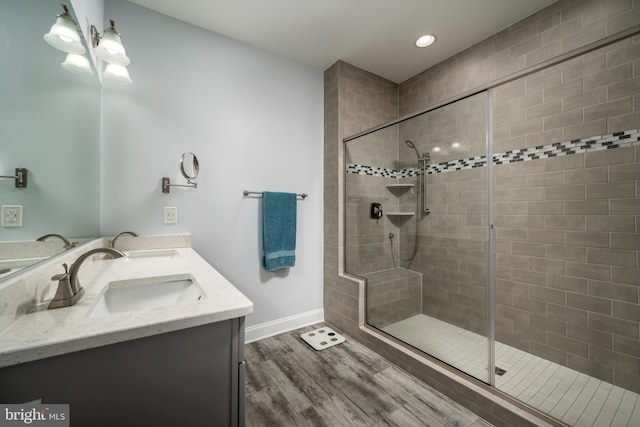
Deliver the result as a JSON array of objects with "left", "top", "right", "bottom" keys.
[{"left": 345, "top": 92, "right": 492, "bottom": 383}]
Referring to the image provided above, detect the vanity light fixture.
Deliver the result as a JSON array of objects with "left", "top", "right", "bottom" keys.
[
  {"left": 415, "top": 34, "right": 436, "bottom": 48},
  {"left": 91, "top": 20, "right": 130, "bottom": 65},
  {"left": 43, "top": 4, "right": 85, "bottom": 54},
  {"left": 61, "top": 53, "right": 95, "bottom": 77},
  {"left": 91, "top": 20, "right": 133, "bottom": 84},
  {"left": 103, "top": 63, "right": 133, "bottom": 85}
]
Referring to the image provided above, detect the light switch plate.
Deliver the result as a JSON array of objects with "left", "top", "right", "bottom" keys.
[{"left": 2, "top": 205, "right": 23, "bottom": 227}]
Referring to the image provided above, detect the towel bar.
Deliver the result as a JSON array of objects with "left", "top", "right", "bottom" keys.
[{"left": 243, "top": 190, "right": 307, "bottom": 200}]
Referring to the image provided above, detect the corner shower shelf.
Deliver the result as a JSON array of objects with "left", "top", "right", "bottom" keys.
[
  {"left": 386, "top": 212, "right": 414, "bottom": 217},
  {"left": 386, "top": 184, "right": 415, "bottom": 189}
]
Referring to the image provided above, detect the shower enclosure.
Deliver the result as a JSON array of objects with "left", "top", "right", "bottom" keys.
[{"left": 344, "top": 40, "right": 640, "bottom": 425}]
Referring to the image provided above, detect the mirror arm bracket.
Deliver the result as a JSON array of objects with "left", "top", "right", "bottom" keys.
[
  {"left": 0, "top": 168, "right": 28, "bottom": 188},
  {"left": 162, "top": 177, "right": 197, "bottom": 193}
]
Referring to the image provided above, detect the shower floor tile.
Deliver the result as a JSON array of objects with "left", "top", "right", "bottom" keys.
[{"left": 382, "top": 314, "right": 640, "bottom": 427}]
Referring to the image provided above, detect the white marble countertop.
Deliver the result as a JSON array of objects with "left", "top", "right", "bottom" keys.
[{"left": 0, "top": 247, "right": 253, "bottom": 368}]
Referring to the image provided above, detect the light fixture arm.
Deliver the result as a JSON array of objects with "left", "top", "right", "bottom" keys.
[{"left": 91, "top": 20, "right": 122, "bottom": 49}]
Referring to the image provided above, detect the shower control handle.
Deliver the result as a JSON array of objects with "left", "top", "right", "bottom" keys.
[{"left": 370, "top": 203, "right": 382, "bottom": 219}]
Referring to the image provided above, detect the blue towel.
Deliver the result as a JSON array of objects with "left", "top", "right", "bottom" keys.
[{"left": 262, "top": 192, "right": 297, "bottom": 271}]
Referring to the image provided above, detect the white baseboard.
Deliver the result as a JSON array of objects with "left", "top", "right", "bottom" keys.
[{"left": 245, "top": 309, "right": 324, "bottom": 343}]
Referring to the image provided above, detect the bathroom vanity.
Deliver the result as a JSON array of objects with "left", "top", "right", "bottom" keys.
[{"left": 0, "top": 236, "right": 253, "bottom": 426}]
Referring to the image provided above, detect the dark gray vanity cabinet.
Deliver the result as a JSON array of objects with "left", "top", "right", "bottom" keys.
[{"left": 0, "top": 318, "right": 246, "bottom": 426}]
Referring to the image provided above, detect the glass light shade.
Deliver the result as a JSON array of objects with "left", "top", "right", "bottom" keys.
[
  {"left": 44, "top": 15, "right": 85, "bottom": 54},
  {"left": 95, "top": 29, "right": 130, "bottom": 65},
  {"left": 103, "top": 63, "right": 133, "bottom": 85},
  {"left": 61, "top": 54, "right": 95, "bottom": 77}
]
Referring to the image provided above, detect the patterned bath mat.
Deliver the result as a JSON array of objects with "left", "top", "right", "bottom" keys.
[{"left": 301, "top": 327, "right": 346, "bottom": 351}]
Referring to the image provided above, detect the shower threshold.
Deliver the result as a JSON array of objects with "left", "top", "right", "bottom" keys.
[{"left": 382, "top": 314, "right": 639, "bottom": 427}]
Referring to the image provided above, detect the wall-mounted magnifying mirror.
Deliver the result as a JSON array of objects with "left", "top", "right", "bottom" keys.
[
  {"left": 162, "top": 152, "right": 199, "bottom": 193},
  {"left": 180, "top": 152, "right": 199, "bottom": 183}
]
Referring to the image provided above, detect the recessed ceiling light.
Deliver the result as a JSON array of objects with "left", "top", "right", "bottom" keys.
[{"left": 415, "top": 34, "right": 436, "bottom": 48}]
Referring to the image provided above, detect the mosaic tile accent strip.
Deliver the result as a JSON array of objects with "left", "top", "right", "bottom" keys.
[{"left": 347, "top": 129, "right": 640, "bottom": 176}]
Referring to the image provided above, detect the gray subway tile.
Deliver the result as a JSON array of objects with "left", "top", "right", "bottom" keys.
[
  {"left": 563, "top": 87, "right": 607, "bottom": 111},
  {"left": 567, "top": 354, "right": 614, "bottom": 383},
  {"left": 613, "top": 335, "right": 640, "bottom": 358},
  {"left": 512, "top": 242, "right": 546, "bottom": 257},
  {"left": 587, "top": 247, "right": 637, "bottom": 268},
  {"left": 588, "top": 279, "right": 639, "bottom": 304},
  {"left": 513, "top": 268, "right": 547, "bottom": 286},
  {"left": 611, "top": 266, "right": 640, "bottom": 286},
  {"left": 564, "top": 200, "right": 610, "bottom": 215},
  {"left": 586, "top": 215, "right": 635, "bottom": 232},
  {"left": 566, "top": 292, "right": 612, "bottom": 315},
  {"left": 547, "top": 274, "right": 587, "bottom": 293},
  {"left": 567, "top": 323, "right": 613, "bottom": 348},
  {"left": 526, "top": 170, "right": 564, "bottom": 187},
  {"left": 610, "top": 233, "right": 640, "bottom": 250},
  {"left": 529, "top": 285, "right": 566, "bottom": 304},
  {"left": 607, "top": 76, "right": 640, "bottom": 100},
  {"left": 546, "top": 184, "right": 586, "bottom": 200},
  {"left": 589, "top": 312, "right": 639, "bottom": 339},
  {"left": 566, "top": 261, "right": 611, "bottom": 281},
  {"left": 612, "top": 301, "right": 640, "bottom": 322},
  {"left": 496, "top": 228, "right": 528, "bottom": 242},
  {"left": 530, "top": 257, "right": 566, "bottom": 274},
  {"left": 586, "top": 181, "right": 636, "bottom": 199},
  {"left": 510, "top": 215, "right": 545, "bottom": 229},
  {"left": 609, "top": 199, "right": 640, "bottom": 214},
  {"left": 513, "top": 295, "right": 547, "bottom": 315},
  {"left": 547, "top": 332, "right": 589, "bottom": 358},
  {"left": 528, "top": 229, "right": 565, "bottom": 244},
  {"left": 585, "top": 146, "right": 634, "bottom": 167},
  {"left": 565, "top": 231, "right": 610, "bottom": 248},
  {"left": 545, "top": 153, "right": 584, "bottom": 171},
  {"left": 530, "top": 312, "right": 568, "bottom": 335},
  {"left": 546, "top": 244, "right": 587, "bottom": 262},
  {"left": 583, "top": 62, "right": 633, "bottom": 91},
  {"left": 528, "top": 201, "right": 564, "bottom": 215},
  {"left": 609, "top": 163, "right": 640, "bottom": 182},
  {"left": 563, "top": 166, "right": 608, "bottom": 184},
  {"left": 583, "top": 96, "right": 633, "bottom": 122},
  {"left": 548, "top": 302, "right": 588, "bottom": 327},
  {"left": 562, "top": 119, "right": 608, "bottom": 142},
  {"left": 530, "top": 341, "right": 568, "bottom": 365},
  {"left": 545, "top": 215, "right": 586, "bottom": 231}
]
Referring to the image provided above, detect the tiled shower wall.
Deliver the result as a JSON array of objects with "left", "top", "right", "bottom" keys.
[{"left": 325, "top": 0, "right": 640, "bottom": 424}]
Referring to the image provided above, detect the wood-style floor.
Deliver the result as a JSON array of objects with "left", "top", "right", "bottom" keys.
[{"left": 244, "top": 323, "right": 493, "bottom": 426}]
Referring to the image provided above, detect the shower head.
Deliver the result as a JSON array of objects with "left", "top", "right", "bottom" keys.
[{"left": 405, "top": 140, "right": 421, "bottom": 160}]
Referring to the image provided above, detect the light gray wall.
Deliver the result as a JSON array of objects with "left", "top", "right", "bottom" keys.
[{"left": 100, "top": 0, "right": 324, "bottom": 327}]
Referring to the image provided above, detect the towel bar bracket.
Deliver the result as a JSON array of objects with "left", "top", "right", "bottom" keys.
[{"left": 0, "top": 168, "right": 28, "bottom": 188}]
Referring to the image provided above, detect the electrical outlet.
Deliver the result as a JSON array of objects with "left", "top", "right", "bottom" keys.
[
  {"left": 2, "top": 205, "right": 23, "bottom": 227},
  {"left": 164, "top": 206, "right": 177, "bottom": 224}
]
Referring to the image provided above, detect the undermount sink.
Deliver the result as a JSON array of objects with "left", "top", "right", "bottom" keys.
[{"left": 88, "top": 274, "right": 205, "bottom": 318}]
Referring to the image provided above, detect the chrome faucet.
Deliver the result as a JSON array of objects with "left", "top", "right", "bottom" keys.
[
  {"left": 109, "top": 231, "right": 139, "bottom": 249},
  {"left": 48, "top": 248, "right": 125, "bottom": 309},
  {"left": 37, "top": 233, "right": 77, "bottom": 250}
]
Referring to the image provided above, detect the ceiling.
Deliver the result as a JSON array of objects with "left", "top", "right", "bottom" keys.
[{"left": 127, "top": 0, "right": 558, "bottom": 83}]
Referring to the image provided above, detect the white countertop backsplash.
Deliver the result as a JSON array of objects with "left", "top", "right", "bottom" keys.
[{"left": 0, "top": 234, "right": 253, "bottom": 368}]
